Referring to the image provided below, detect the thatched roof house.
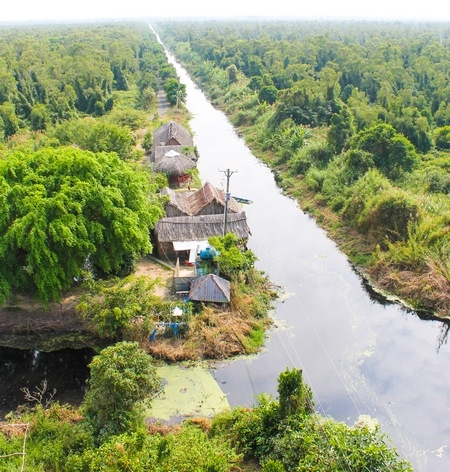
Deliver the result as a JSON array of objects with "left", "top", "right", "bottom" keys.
[
  {"left": 154, "top": 121, "right": 194, "bottom": 148},
  {"left": 189, "top": 274, "right": 231, "bottom": 303},
  {"left": 153, "top": 149, "right": 197, "bottom": 187},
  {"left": 154, "top": 212, "right": 250, "bottom": 261},
  {"left": 151, "top": 121, "right": 195, "bottom": 163},
  {"left": 161, "top": 182, "right": 241, "bottom": 218}
]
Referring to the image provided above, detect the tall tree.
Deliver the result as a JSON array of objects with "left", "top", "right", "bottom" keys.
[
  {"left": 353, "top": 123, "right": 418, "bottom": 180},
  {"left": 0, "top": 147, "right": 164, "bottom": 303}
]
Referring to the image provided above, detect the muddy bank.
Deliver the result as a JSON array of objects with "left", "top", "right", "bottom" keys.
[{"left": 0, "top": 302, "right": 98, "bottom": 351}]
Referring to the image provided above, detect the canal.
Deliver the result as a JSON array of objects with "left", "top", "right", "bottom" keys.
[{"left": 153, "top": 26, "right": 450, "bottom": 472}]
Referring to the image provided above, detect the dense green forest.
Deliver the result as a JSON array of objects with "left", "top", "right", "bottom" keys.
[
  {"left": 0, "top": 22, "right": 412, "bottom": 471},
  {"left": 154, "top": 19, "right": 450, "bottom": 319},
  {"left": 0, "top": 22, "right": 182, "bottom": 303}
]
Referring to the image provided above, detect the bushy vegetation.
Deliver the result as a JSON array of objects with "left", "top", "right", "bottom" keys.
[
  {"left": 155, "top": 19, "right": 450, "bottom": 317},
  {"left": 0, "top": 147, "right": 165, "bottom": 304},
  {"left": 0, "top": 366, "right": 411, "bottom": 471}
]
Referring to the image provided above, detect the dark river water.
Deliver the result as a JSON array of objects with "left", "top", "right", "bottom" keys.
[{"left": 153, "top": 27, "right": 450, "bottom": 472}]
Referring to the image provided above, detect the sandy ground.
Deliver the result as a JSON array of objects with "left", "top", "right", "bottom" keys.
[{"left": 134, "top": 257, "right": 174, "bottom": 298}]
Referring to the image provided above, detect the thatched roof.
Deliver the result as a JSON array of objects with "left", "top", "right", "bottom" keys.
[
  {"left": 153, "top": 121, "right": 194, "bottom": 147},
  {"left": 160, "top": 187, "right": 191, "bottom": 214},
  {"left": 160, "top": 182, "right": 241, "bottom": 216},
  {"left": 154, "top": 211, "right": 250, "bottom": 242},
  {"left": 189, "top": 274, "right": 231, "bottom": 303},
  {"left": 153, "top": 150, "right": 197, "bottom": 176},
  {"left": 186, "top": 182, "right": 240, "bottom": 214},
  {"left": 153, "top": 144, "right": 197, "bottom": 161}
]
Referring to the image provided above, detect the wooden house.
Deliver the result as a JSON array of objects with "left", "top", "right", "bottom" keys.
[{"left": 151, "top": 121, "right": 194, "bottom": 162}]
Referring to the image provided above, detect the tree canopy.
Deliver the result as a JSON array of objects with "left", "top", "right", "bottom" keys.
[
  {"left": 82, "top": 341, "right": 161, "bottom": 440},
  {"left": 0, "top": 146, "right": 164, "bottom": 303}
]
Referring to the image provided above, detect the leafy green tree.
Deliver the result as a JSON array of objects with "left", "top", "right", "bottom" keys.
[
  {"left": 353, "top": 123, "right": 418, "bottom": 180},
  {"left": 29, "top": 104, "right": 50, "bottom": 131},
  {"left": 227, "top": 63, "right": 238, "bottom": 83},
  {"left": 163, "top": 77, "right": 186, "bottom": 107},
  {"left": 0, "top": 147, "right": 164, "bottom": 303},
  {"left": 82, "top": 341, "right": 161, "bottom": 440},
  {"left": 435, "top": 126, "right": 450, "bottom": 150},
  {"left": 258, "top": 85, "right": 278, "bottom": 104},
  {"left": 52, "top": 118, "right": 135, "bottom": 160},
  {"left": 277, "top": 368, "right": 314, "bottom": 418},
  {"left": 208, "top": 233, "right": 257, "bottom": 280},
  {"left": 270, "top": 415, "right": 412, "bottom": 472},
  {"left": 77, "top": 275, "right": 169, "bottom": 339},
  {"left": 142, "top": 129, "right": 153, "bottom": 152},
  {"left": 0, "top": 114, "right": 4, "bottom": 142},
  {"left": 0, "top": 102, "right": 19, "bottom": 137},
  {"left": 327, "top": 103, "right": 355, "bottom": 153},
  {"left": 248, "top": 75, "right": 264, "bottom": 92},
  {"left": 139, "top": 85, "right": 157, "bottom": 110}
]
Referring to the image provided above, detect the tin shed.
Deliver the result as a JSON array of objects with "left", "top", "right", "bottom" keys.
[{"left": 189, "top": 274, "right": 231, "bottom": 303}]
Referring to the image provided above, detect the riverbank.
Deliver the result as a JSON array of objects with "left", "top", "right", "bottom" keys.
[{"left": 276, "top": 176, "right": 450, "bottom": 320}]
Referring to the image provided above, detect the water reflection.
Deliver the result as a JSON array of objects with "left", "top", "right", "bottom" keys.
[
  {"left": 437, "top": 323, "right": 450, "bottom": 352},
  {"left": 151, "top": 25, "right": 450, "bottom": 470},
  {"left": 0, "top": 347, "right": 93, "bottom": 419}
]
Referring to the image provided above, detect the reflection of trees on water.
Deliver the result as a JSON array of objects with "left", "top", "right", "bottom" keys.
[
  {"left": 437, "top": 323, "right": 450, "bottom": 353},
  {"left": 355, "top": 265, "right": 450, "bottom": 354}
]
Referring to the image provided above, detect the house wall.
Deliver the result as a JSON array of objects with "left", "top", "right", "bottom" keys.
[
  {"left": 195, "top": 202, "right": 226, "bottom": 216},
  {"left": 154, "top": 240, "right": 191, "bottom": 265},
  {"left": 155, "top": 240, "right": 177, "bottom": 261},
  {"left": 174, "top": 276, "right": 197, "bottom": 294},
  {"left": 167, "top": 137, "right": 181, "bottom": 146},
  {"left": 169, "top": 174, "right": 190, "bottom": 188},
  {"left": 164, "top": 204, "right": 186, "bottom": 218}
]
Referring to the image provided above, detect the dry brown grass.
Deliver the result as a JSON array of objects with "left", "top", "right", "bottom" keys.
[
  {"left": 366, "top": 257, "right": 450, "bottom": 318},
  {"left": 145, "top": 305, "right": 261, "bottom": 361},
  {"left": 0, "top": 423, "right": 28, "bottom": 438}
]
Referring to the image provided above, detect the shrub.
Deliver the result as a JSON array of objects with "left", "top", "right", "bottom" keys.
[
  {"left": 435, "top": 126, "right": 450, "bottom": 150},
  {"left": 82, "top": 341, "right": 161, "bottom": 441}
]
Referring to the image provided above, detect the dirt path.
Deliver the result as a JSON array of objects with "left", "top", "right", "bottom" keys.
[{"left": 157, "top": 88, "right": 170, "bottom": 117}]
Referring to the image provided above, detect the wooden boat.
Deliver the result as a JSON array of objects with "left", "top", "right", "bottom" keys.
[{"left": 232, "top": 196, "right": 253, "bottom": 204}]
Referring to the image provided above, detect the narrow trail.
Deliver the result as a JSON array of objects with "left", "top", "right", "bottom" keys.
[{"left": 156, "top": 87, "right": 169, "bottom": 117}]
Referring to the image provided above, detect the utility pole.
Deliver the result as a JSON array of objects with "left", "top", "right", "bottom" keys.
[{"left": 219, "top": 168, "right": 237, "bottom": 236}]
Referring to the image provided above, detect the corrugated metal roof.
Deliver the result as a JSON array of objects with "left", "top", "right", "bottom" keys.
[{"left": 189, "top": 274, "right": 231, "bottom": 303}]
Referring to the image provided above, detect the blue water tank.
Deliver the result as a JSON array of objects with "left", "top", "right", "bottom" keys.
[{"left": 199, "top": 246, "right": 217, "bottom": 260}]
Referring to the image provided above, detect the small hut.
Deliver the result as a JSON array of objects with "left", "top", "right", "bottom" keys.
[
  {"left": 185, "top": 182, "right": 240, "bottom": 216},
  {"left": 153, "top": 149, "right": 196, "bottom": 187},
  {"left": 160, "top": 187, "right": 191, "bottom": 217},
  {"left": 160, "top": 182, "right": 240, "bottom": 217},
  {"left": 189, "top": 273, "right": 231, "bottom": 303},
  {"left": 151, "top": 121, "right": 194, "bottom": 162},
  {"left": 153, "top": 121, "right": 194, "bottom": 148},
  {"left": 153, "top": 212, "right": 250, "bottom": 261}
]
